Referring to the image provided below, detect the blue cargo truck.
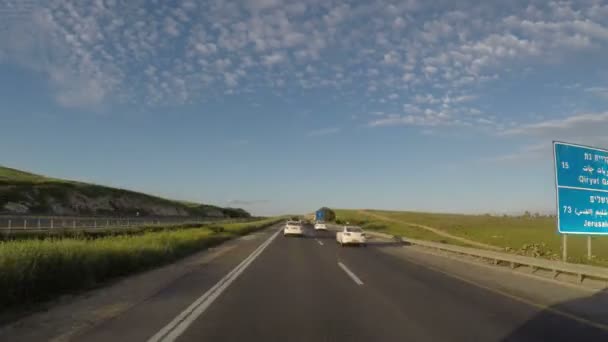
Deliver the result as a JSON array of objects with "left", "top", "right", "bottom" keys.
[{"left": 315, "top": 209, "right": 324, "bottom": 222}]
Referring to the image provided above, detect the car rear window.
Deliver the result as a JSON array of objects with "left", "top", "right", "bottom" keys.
[
  {"left": 287, "top": 221, "right": 300, "bottom": 225},
  {"left": 346, "top": 227, "right": 362, "bottom": 232}
]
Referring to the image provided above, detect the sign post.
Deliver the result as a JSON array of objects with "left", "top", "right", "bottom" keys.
[
  {"left": 562, "top": 234, "right": 567, "bottom": 262},
  {"left": 554, "top": 142, "right": 608, "bottom": 262}
]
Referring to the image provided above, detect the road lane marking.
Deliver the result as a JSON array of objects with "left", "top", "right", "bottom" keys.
[
  {"left": 403, "top": 257, "right": 608, "bottom": 333},
  {"left": 147, "top": 228, "right": 281, "bottom": 342},
  {"left": 338, "top": 262, "right": 364, "bottom": 285},
  {"left": 316, "top": 239, "right": 324, "bottom": 246}
]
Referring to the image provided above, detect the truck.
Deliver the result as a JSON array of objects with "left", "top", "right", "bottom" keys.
[{"left": 315, "top": 209, "right": 325, "bottom": 222}]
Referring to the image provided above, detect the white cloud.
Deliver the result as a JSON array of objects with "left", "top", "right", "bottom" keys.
[
  {"left": 402, "top": 73, "right": 415, "bottom": 82},
  {"left": 392, "top": 17, "right": 406, "bottom": 30},
  {"left": 502, "top": 112, "right": 608, "bottom": 140},
  {"left": 164, "top": 17, "right": 180, "bottom": 37},
  {"left": 368, "top": 109, "right": 454, "bottom": 127},
  {"left": 246, "top": 0, "right": 281, "bottom": 11},
  {"left": 368, "top": 114, "right": 416, "bottom": 127},
  {"left": 308, "top": 127, "right": 341, "bottom": 136},
  {"left": 414, "top": 94, "right": 440, "bottom": 105},
  {"left": 263, "top": 53, "right": 285, "bottom": 66},
  {"left": 403, "top": 103, "right": 422, "bottom": 113},
  {"left": 585, "top": 87, "right": 608, "bottom": 99},
  {"left": 383, "top": 51, "right": 399, "bottom": 65},
  {"left": 484, "top": 142, "right": 551, "bottom": 163},
  {"left": 424, "top": 65, "right": 438, "bottom": 74},
  {"left": 227, "top": 199, "right": 270, "bottom": 206}
]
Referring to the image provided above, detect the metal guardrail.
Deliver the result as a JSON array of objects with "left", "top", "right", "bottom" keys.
[
  {"left": 0, "top": 215, "right": 248, "bottom": 234},
  {"left": 365, "top": 231, "right": 608, "bottom": 284}
]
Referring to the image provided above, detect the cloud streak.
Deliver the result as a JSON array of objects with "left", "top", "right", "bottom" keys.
[{"left": 307, "top": 127, "right": 341, "bottom": 136}]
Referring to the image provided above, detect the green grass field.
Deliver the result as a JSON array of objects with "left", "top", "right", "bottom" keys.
[
  {"left": 0, "top": 217, "right": 282, "bottom": 311},
  {"left": 335, "top": 209, "right": 608, "bottom": 267},
  {"left": 0, "top": 166, "right": 66, "bottom": 184},
  {"left": 334, "top": 210, "right": 472, "bottom": 246}
]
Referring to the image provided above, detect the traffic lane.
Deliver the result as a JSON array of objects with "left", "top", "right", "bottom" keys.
[
  {"left": 332, "top": 242, "right": 608, "bottom": 342},
  {"left": 73, "top": 226, "right": 282, "bottom": 342},
  {"left": 176, "top": 226, "right": 434, "bottom": 342}
]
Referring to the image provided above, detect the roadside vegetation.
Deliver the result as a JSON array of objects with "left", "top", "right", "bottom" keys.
[
  {"left": 334, "top": 210, "right": 473, "bottom": 247},
  {"left": 335, "top": 209, "right": 608, "bottom": 267},
  {"left": 0, "top": 165, "right": 250, "bottom": 218},
  {"left": 0, "top": 217, "right": 283, "bottom": 312},
  {"left": 0, "top": 218, "right": 256, "bottom": 242}
]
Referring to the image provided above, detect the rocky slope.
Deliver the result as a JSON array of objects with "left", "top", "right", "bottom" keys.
[{"left": 0, "top": 166, "right": 250, "bottom": 218}]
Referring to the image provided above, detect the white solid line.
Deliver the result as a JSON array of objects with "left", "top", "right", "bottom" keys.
[
  {"left": 316, "top": 239, "right": 324, "bottom": 246},
  {"left": 558, "top": 185, "right": 608, "bottom": 194},
  {"left": 147, "top": 228, "right": 281, "bottom": 342},
  {"left": 338, "top": 262, "right": 364, "bottom": 286}
]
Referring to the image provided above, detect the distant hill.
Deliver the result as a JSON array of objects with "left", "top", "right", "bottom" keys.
[{"left": 0, "top": 166, "right": 250, "bottom": 218}]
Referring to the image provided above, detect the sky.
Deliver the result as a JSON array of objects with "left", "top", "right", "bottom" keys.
[{"left": 1, "top": 0, "right": 608, "bottom": 216}]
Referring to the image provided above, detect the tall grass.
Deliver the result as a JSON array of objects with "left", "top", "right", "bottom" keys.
[{"left": 0, "top": 218, "right": 282, "bottom": 310}]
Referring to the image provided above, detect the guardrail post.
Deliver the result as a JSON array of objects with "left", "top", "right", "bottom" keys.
[
  {"left": 587, "top": 236, "right": 592, "bottom": 260},
  {"left": 8, "top": 219, "right": 11, "bottom": 234},
  {"left": 73, "top": 219, "right": 76, "bottom": 229},
  {"left": 94, "top": 220, "right": 97, "bottom": 229},
  {"left": 127, "top": 219, "right": 130, "bottom": 227},
  {"left": 24, "top": 219, "right": 27, "bottom": 230},
  {"left": 50, "top": 218, "right": 54, "bottom": 229},
  {"left": 37, "top": 218, "right": 41, "bottom": 229},
  {"left": 562, "top": 234, "right": 568, "bottom": 262}
]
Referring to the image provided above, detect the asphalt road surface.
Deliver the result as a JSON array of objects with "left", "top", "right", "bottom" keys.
[{"left": 8, "top": 224, "right": 608, "bottom": 342}]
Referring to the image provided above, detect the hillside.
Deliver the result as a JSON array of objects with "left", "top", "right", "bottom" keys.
[{"left": 0, "top": 166, "right": 250, "bottom": 218}]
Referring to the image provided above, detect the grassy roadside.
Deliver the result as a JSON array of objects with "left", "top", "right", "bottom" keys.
[
  {"left": 335, "top": 209, "right": 608, "bottom": 267},
  {"left": 334, "top": 210, "right": 472, "bottom": 247},
  {"left": 0, "top": 218, "right": 256, "bottom": 241},
  {"left": 0, "top": 217, "right": 283, "bottom": 312}
]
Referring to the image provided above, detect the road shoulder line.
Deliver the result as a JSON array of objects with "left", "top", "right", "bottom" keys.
[{"left": 147, "top": 228, "right": 281, "bottom": 342}]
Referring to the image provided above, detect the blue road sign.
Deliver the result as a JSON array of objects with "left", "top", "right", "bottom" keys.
[{"left": 554, "top": 141, "right": 608, "bottom": 234}]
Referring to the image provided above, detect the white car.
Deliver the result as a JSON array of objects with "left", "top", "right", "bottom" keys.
[
  {"left": 336, "top": 226, "right": 366, "bottom": 246},
  {"left": 314, "top": 222, "right": 327, "bottom": 230},
  {"left": 284, "top": 220, "right": 304, "bottom": 236}
]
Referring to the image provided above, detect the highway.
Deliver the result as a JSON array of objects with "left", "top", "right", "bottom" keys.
[{"left": 3, "top": 223, "right": 608, "bottom": 341}]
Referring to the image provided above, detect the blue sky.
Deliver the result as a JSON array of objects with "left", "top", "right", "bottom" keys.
[{"left": 1, "top": 0, "right": 608, "bottom": 216}]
